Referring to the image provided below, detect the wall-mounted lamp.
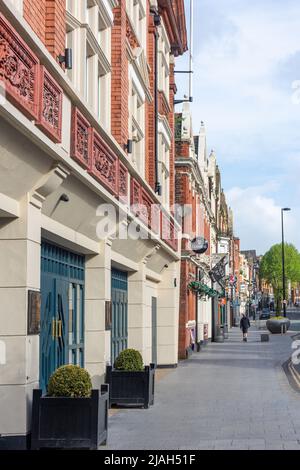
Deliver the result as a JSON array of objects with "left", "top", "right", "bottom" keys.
[
  {"left": 50, "top": 193, "right": 70, "bottom": 217},
  {"left": 58, "top": 48, "right": 73, "bottom": 70},
  {"left": 59, "top": 194, "right": 70, "bottom": 203},
  {"left": 155, "top": 182, "right": 162, "bottom": 196},
  {"left": 154, "top": 13, "right": 161, "bottom": 26},
  {"left": 125, "top": 139, "right": 133, "bottom": 154}
]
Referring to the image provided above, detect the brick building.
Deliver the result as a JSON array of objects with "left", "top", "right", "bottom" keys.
[
  {"left": 175, "top": 102, "right": 241, "bottom": 358},
  {"left": 0, "top": 0, "right": 187, "bottom": 448}
]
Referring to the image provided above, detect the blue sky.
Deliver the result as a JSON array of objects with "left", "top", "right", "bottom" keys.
[{"left": 175, "top": 0, "right": 300, "bottom": 255}]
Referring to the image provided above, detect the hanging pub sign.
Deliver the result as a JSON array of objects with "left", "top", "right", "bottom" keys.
[
  {"left": 191, "top": 237, "right": 209, "bottom": 254},
  {"left": 210, "top": 256, "right": 227, "bottom": 286}
]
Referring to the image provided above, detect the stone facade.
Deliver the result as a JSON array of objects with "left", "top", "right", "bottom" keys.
[
  {"left": 175, "top": 103, "right": 240, "bottom": 358},
  {"left": 0, "top": 0, "right": 187, "bottom": 448}
]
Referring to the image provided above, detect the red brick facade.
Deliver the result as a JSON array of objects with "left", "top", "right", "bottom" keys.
[
  {"left": 111, "top": 0, "right": 129, "bottom": 150},
  {"left": 146, "top": 11, "right": 156, "bottom": 190},
  {"left": 23, "top": 0, "right": 46, "bottom": 44},
  {"left": 45, "top": 0, "right": 66, "bottom": 59},
  {"left": 23, "top": 0, "right": 65, "bottom": 61}
]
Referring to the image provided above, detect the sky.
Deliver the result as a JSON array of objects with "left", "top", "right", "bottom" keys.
[{"left": 175, "top": 0, "right": 300, "bottom": 255}]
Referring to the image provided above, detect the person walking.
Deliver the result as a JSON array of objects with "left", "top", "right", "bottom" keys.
[{"left": 240, "top": 313, "right": 251, "bottom": 342}]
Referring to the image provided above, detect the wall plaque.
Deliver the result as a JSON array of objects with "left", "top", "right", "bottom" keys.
[
  {"left": 105, "top": 301, "right": 112, "bottom": 331},
  {"left": 28, "top": 290, "right": 41, "bottom": 335}
]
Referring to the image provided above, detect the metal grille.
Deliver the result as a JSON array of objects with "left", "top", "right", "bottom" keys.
[
  {"left": 111, "top": 269, "right": 128, "bottom": 364},
  {"left": 41, "top": 241, "right": 84, "bottom": 283}
]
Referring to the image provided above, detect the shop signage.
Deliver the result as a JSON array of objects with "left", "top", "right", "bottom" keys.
[{"left": 191, "top": 237, "right": 209, "bottom": 254}]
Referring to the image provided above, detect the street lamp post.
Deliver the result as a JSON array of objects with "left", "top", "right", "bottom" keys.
[{"left": 281, "top": 208, "right": 291, "bottom": 318}]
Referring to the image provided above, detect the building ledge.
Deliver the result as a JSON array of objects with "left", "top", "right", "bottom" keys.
[{"left": 0, "top": 193, "right": 19, "bottom": 218}]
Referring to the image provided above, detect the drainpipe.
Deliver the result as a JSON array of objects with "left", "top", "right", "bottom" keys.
[
  {"left": 195, "top": 268, "right": 200, "bottom": 352},
  {"left": 151, "top": 8, "right": 162, "bottom": 196}
]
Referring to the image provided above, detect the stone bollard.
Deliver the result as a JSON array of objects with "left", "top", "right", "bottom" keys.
[{"left": 261, "top": 334, "right": 269, "bottom": 342}]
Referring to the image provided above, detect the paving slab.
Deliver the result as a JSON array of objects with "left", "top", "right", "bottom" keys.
[{"left": 105, "top": 327, "right": 300, "bottom": 450}]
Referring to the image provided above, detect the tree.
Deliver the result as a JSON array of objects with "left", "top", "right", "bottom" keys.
[{"left": 260, "top": 243, "right": 300, "bottom": 314}]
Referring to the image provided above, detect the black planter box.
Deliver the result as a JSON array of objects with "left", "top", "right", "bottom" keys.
[
  {"left": 31, "top": 385, "right": 109, "bottom": 450},
  {"left": 106, "top": 364, "right": 155, "bottom": 409}
]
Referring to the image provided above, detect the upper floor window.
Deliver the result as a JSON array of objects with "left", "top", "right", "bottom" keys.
[
  {"left": 158, "top": 134, "right": 170, "bottom": 208},
  {"left": 126, "top": 0, "right": 147, "bottom": 49},
  {"left": 129, "top": 83, "right": 145, "bottom": 175},
  {"left": 158, "top": 23, "right": 170, "bottom": 101},
  {"left": 65, "top": 0, "right": 113, "bottom": 129}
]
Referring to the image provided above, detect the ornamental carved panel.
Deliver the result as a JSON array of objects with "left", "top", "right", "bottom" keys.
[
  {"left": 126, "top": 15, "right": 140, "bottom": 49},
  {"left": 71, "top": 107, "right": 91, "bottom": 170},
  {"left": 161, "top": 212, "right": 178, "bottom": 252},
  {"left": 36, "top": 66, "right": 62, "bottom": 143},
  {"left": 140, "top": 188, "right": 153, "bottom": 227},
  {"left": 118, "top": 161, "right": 128, "bottom": 203},
  {"left": 158, "top": 91, "right": 171, "bottom": 118},
  {"left": 151, "top": 204, "right": 160, "bottom": 235},
  {"left": 0, "top": 13, "right": 39, "bottom": 120},
  {"left": 89, "top": 129, "right": 118, "bottom": 196},
  {"left": 130, "top": 178, "right": 141, "bottom": 206}
]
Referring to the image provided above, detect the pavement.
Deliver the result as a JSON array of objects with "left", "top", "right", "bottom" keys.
[{"left": 105, "top": 326, "right": 300, "bottom": 450}]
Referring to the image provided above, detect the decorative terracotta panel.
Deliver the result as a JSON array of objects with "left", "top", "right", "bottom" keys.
[
  {"left": 130, "top": 178, "right": 141, "bottom": 206},
  {"left": 130, "top": 178, "right": 142, "bottom": 219},
  {"left": 140, "top": 188, "right": 153, "bottom": 227},
  {"left": 36, "top": 66, "right": 62, "bottom": 143},
  {"left": 158, "top": 90, "right": 171, "bottom": 117},
  {"left": 161, "top": 212, "right": 178, "bottom": 252},
  {"left": 89, "top": 129, "right": 118, "bottom": 196},
  {"left": 71, "top": 107, "right": 91, "bottom": 170},
  {"left": 126, "top": 15, "right": 140, "bottom": 49},
  {"left": 0, "top": 13, "right": 39, "bottom": 120},
  {"left": 151, "top": 204, "right": 161, "bottom": 235},
  {"left": 118, "top": 161, "right": 128, "bottom": 203}
]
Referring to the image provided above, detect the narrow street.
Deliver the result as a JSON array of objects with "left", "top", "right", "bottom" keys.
[{"left": 106, "top": 327, "right": 300, "bottom": 450}]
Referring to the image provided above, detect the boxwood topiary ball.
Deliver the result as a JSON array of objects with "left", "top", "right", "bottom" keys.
[
  {"left": 47, "top": 365, "right": 92, "bottom": 398},
  {"left": 114, "top": 349, "right": 144, "bottom": 371}
]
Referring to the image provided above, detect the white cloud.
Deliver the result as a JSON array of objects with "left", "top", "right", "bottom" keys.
[
  {"left": 226, "top": 184, "right": 298, "bottom": 254},
  {"left": 175, "top": 0, "right": 300, "bottom": 253}
]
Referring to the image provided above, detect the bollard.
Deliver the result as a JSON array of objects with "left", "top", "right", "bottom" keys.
[{"left": 261, "top": 334, "right": 269, "bottom": 342}]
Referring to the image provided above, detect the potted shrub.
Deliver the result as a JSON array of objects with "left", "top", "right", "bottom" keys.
[
  {"left": 266, "top": 316, "right": 291, "bottom": 334},
  {"left": 31, "top": 365, "right": 109, "bottom": 450},
  {"left": 106, "top": 349, "right": 155, "bottom": 409}
]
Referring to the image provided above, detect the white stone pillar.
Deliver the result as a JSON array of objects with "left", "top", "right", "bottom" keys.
[
  {"left": 84, "top": 239, "right": 112, "bottom": 388},
  {"left": 0, "top": 195, "right": 41, "bottom": 448},
  {"left": 127, "top": 261, "right": 148, "bottom": 362},
  {"left": 156, "top": 260, "right": 180, "bottom": 367}
]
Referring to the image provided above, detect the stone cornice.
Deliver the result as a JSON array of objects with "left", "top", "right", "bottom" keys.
[{"left": 158, "top": 0, "right": 188, "bottom": 56}]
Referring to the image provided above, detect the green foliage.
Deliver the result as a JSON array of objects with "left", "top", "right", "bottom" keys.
[
  {"left": 47, "top": 365, "right": 92, "bottom": 398},
  {"left": 260, "top": 243, "right": 300, "bottom": 310},
  {"left": 114, "top": 349, "right": 144, "bottom": 371}
]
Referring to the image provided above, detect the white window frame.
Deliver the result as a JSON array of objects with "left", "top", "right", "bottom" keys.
[
  {"left": 126, "top": 0, "right": 147, "bottom": 49},
  {"left": 66, "top": 1, "right": 113, "bottom": 128},
  {"left": 158, "top": 22, "right": 171, "bottom": 103}
]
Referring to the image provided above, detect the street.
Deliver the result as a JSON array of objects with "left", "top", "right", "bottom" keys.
[{"left": 106, "top": 326, "right": 300, "bottom": 450}]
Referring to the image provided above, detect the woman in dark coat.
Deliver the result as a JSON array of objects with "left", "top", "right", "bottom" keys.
[{"left": 240, "top": 314, "right": 251, "bottom": 342}]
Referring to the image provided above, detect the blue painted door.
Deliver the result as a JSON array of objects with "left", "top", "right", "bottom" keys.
[
  {"left": 111, "top": 268, "right": 128, "bottom": 364},
  {"left": 40, "top": 242, "right": 85, "bottom": 392}
]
